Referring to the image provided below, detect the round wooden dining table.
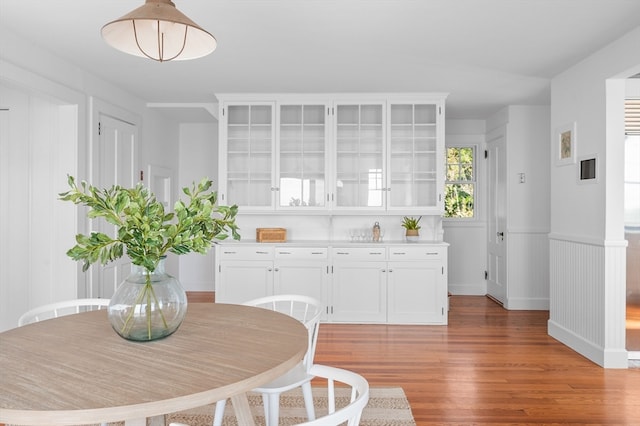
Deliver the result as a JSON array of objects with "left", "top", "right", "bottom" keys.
[{"left": 0, "top": 303, "right": 308, "bottom": 425}]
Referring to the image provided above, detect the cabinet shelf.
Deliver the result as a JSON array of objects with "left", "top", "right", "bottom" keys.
[
  {"left": 390, "top": 123, "right": 437, "bottom": 127},
  {"left": 390, "top": 150, "right": 437, "bottom": 155},
  {"left": 280, "top": 123, "right": 325, "bottom": 127},
  {"left": 280, "top": 151, "right": 325, "bottom": 155}
]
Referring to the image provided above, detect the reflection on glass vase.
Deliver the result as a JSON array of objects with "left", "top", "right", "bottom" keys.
[{"left": 108, "top": 257, "right": 187, "bottom": 342}]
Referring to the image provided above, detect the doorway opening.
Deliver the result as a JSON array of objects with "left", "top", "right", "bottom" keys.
[{"left": 625, "top": 98, "right": 640, "bottom": 359}]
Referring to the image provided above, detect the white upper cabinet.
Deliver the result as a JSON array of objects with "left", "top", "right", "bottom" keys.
[
  {"left": 218, "top": 94, "right": 446, "bottom": 213},
  {"left": 277, "top": 103, "right": 330, "bottom": 210},
  {"left": 219, "top": 102, "right": 275, "bottom": 209},
  {"left": 387, "top": 102, "right": 443, "bottom": 211},
  {"left": 334, "top": 102, "right": 386, "bottom": 210}
]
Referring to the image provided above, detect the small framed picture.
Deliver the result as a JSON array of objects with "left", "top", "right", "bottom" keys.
[{"left": 556, "top": 122, "right": 577, "bottom": 166}]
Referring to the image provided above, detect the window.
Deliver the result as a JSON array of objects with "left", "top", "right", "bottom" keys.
[{"left": 445, "top": 147, "right": 475, "bottom": 218}]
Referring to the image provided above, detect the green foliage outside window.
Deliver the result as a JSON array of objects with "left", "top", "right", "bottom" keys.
[{"left": 445, "top": 147, "right": 475, "bottom": 218}]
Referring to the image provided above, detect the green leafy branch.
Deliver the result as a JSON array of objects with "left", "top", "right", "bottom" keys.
[{"left": 60, "top": 175, "right": 240, "bottom": 273}]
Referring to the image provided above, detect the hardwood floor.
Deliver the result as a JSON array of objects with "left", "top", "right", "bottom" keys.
[
  {"left": 194, "top": 293, "right": 640, "bottom": 425},
  {"left": 313, "top": 296, "right": 640, "bottom": 425},
  {"left": 627, "top": 294, "right": 640, "bottom": 351}
]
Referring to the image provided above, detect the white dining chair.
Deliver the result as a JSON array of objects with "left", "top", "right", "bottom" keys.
[
  {"left": 213, "top": 294, "right": 323, "bottom": 426},
  {"left": 293, "top": 364, "right": 370, "bottom": 426},
  {"left": 18, "top": 298, "right": 110, "bottom": 326}
]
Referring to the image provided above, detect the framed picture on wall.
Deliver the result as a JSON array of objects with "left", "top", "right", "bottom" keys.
[{"left": 556, "top": 122, "right": 577, "bottom": 166}]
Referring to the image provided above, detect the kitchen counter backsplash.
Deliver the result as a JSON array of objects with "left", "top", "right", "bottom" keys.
[{"left": 230, "top": 214, "right": 445, "bottom": 243}]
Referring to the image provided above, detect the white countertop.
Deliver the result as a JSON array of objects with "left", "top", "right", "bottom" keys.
[{"left": 216, "top": 239, "right": 449, "bottom": 246}]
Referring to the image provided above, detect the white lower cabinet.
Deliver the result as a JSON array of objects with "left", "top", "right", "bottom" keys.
[
  {"left": 215, "top": 242, "right": 448, "bottom": 324},
  {"left": 217, "top": 260, "right": 274, "bottom": 304},
  {"left": 215, "top": 245, "right": 329, "bottom": 311},
  {"left": 330, "top": 261, "right": 387, "bottom": 323},
  {"left": 387, "top": 262, "right": 446, "bottom": 324},
  {"left": 387, "top": 245, "right": 448, "bottom": 324}
]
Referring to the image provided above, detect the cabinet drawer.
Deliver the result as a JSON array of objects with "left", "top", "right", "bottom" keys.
[
  {"left": 218, "top": 246, "right": 274, "bottom": 259},
  {"left": 275, "top": 247, "right": 328, "bottom": 260},
  {"left": 331, "top": 247, "right": 387, "bottom": 261},
  {"left": 388, "top": 246, "right": 445, "bottom": 260}
]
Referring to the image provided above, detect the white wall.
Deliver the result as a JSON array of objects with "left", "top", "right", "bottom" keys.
[
  {"left": 0, "top": 26, "right": 181, "bottom": 329},
  {"left": 444, "top": 119, "right": 487, "bottom": 295},
  {"left": 0, "top": 83, "right": 79, "bottom": 331},
  {"left": 178, "top": 122, "right": 219, "bottom": 291},
  {"left": 504, "top": 106, "right": 550, "bottom": 310},
  {"left": 548, "top": 25, "right": 640, "bottom": 368}
]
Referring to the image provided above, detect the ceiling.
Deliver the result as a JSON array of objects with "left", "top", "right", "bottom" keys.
[{"left": 1, "top": 0, "right": 639, "bottom": 120}]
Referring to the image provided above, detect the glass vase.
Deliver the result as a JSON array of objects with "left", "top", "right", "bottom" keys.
[{"left": 108, "top": 257, "right": 187, "bottom": 342}]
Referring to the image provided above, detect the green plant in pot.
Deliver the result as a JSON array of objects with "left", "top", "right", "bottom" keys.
[
  {"left": 401, "top": 216, "right": 422, "bottom": 242},
  {"left": 60, "top": 176, "right": 240, "bottom": 341}
]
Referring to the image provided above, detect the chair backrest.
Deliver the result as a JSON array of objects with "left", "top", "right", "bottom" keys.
[
  {"left": 243, "top": 294, "right": 323, "bottom": 369},
  {"left": 18, "top": 298, "right": 110, "bottom": 326},
  {"left": 294, "top": 364, "right": 370, "bottom": 426}
]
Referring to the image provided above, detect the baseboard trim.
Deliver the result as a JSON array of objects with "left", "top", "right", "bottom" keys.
[
  {"left": 505, "top": 297, "right": 549, "bottom": 310},
  {"left": 548, "top": 319, "right": 628, "bottom": 368}
]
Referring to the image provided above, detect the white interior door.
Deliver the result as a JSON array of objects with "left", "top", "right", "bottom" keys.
[
  {"left": 90, "top": 113, "right": 138, "bottom": 299},
  {"left": 486, "top": 130, "right": 507, "bottom": 304}
]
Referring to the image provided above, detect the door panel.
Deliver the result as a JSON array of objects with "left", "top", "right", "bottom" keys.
[
  {"left": 91, "top": 114, "right": 138, "bottom": 299},
  {"left": 486, "top": 131, "right": 507, "bottom": 304}
]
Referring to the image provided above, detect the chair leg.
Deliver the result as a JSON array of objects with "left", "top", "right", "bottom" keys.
[
  {"left": 262, "top": 393, "right": 281, "bottom": 426},
  {"left": 261, "top": 393, "right": 270, "bottom": 426},
  {"left": 301, "top": 381, "right": 316, "bottom": 421},
  {"left": 212, "top": 399, "right": 227, "bottom": 426}
]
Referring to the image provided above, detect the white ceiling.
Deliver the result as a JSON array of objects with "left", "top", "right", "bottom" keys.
[{"left": 1, "top": 0, "right": 639, "bottom": 120}]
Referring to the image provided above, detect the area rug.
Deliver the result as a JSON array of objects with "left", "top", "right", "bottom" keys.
[{"left": 165, "top": 386, "right": 416, "bottom": 426}]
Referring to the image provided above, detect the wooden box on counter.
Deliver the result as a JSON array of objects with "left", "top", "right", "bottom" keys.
[{"left": 256, "top": 228, "right": 287, "bottom": 242}]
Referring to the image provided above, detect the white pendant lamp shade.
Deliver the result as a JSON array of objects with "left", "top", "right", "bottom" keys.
[{"left": 101, "top": 0, "right": 217, "bottom": 62}]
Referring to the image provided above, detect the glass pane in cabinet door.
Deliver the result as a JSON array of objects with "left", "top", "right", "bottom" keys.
[
  {"left": 228, "top": 105, "right": 249, "bottom": 124},
  {"left": 414, "top": 104, "right": 437, "bottom": 124},
  {"left": 415, "top": 180, "right": 437, "bottom": 207},
  {"left": 280, "top": 177, "right": 325, "bottom": 207}
]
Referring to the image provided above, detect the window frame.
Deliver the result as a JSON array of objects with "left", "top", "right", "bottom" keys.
[{"left": 444, "top": 144, "right": 478, "bottom": 220}]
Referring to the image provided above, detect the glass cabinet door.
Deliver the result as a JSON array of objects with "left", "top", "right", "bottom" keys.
[
  {"left": 334, "top": 103, "right": 385, "bottom": 209},
  {"left": 388, "top": 103, "right": 440, "bottom": 209},
  {"left": 278, "top": 104, "right": 328, "bottom": 209},
  {"left": 224, "top": 104, "right": 274, "bottom": 208}
]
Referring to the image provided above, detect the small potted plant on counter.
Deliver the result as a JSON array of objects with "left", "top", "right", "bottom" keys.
[{"left": 401, "top": 216, "right": 421, "bottom": 242}]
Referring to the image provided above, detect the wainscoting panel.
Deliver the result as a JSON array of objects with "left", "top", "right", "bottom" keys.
[
  {"left": 506, "top": 231, "right": 549, "bottom": 310},
  {"left": 549, "top": 236, "right": 628, "bottom": 368}
]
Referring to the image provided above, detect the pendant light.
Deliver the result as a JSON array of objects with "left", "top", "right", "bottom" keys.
[{"left": 101, "top": 0, "right": 217, "bottom": 62}]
